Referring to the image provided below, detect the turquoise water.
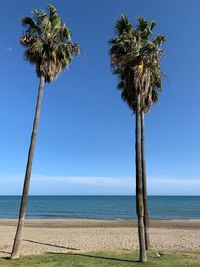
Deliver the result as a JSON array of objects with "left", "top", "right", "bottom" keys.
[{"left": 0, "top": 196, "right": 199, "bottom": 220}]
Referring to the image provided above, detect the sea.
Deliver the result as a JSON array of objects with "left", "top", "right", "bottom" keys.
[{"left": 0, "top": 196, "right": 199, "bottom": 220}]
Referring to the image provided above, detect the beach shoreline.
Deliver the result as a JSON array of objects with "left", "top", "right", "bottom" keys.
[
  {"left": 0, "top": 219, "right": 199, "bottom": 257},
  {"left": 0, "top": 219, "right": 199, "bottom": 229}
]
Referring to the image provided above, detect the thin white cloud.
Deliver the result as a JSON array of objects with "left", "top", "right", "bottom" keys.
[
  {"left": 0, "top": 44, "right": 12, "bottom": 51},
  {"left": 148, "top": 177, "right": 200, "bottom": 195},
  {"left": 32, "top": 174, "right": 132, "bottom": 187},
  {"left": 0, "top": 173, "right": 133, "bottom": 195},
  {"left": 32, "top": 174, "right": 200, "bottom": 187},
  {"left": 0, "top": 173, "right": 199, "bottom": 195},
  {"left": 149, "top": 177, "right": 200, "bottom": 185}
]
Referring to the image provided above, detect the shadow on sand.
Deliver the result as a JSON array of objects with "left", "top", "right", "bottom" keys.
[
  {"left": 0, "top": 250, "right": 11, "bottom": 255},
  {"left": 23, "top": 239, "right": 80, "bottom": 251}
]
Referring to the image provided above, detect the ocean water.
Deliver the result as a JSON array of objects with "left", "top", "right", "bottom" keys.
[{"left": 0, "top": 196, "right": 199, "bottom": 220}]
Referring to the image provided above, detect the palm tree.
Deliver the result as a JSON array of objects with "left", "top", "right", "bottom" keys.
[
  {"left": 109, "top": 15, "right": 165, "bottom": 262},
  {"left": 11, "top": 4, "right": 79, "bottom": 260},
  {"left": 140, "top": 34, "right": 165, "bottom": 250},
  {"left": 109, "top": 15, "right": 148, "bottom": 262}
]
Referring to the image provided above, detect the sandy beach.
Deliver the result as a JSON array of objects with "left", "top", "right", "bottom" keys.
[{"left": 0, "top": 219, "right": 199, "bottom": 257}]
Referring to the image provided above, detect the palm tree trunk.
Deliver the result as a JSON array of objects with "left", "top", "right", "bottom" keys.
[
  {"left": 11, "top": 76, "right": 45, "bottom": 260},
  {"left": 141, "top": 111, "right": 150, "bottom": 250},
  {"left": 135, "top": 92, "right": 147, "bottom": 262}
]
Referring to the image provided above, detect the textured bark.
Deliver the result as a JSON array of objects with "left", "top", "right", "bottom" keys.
[
  {"left": 135, "top": 92, "right": 147, "bottom": 262},
  {"left": 141, "top": 111, "right": 150, "bottom": 250},
  {"left": 11, "top": 76, "right": 45, "bottom": 260}
]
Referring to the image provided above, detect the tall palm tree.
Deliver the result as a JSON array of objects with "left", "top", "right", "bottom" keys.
[
  {"left": 11, "top": 4, "right": 79, "bottom": 260},
  {"left": 109, "top": 15, "right": 165, "bottom": 262},
  {"left": 140, "top": 34, "right": 165, "bottom": 250},
  {"left": 109, "top": 15, "right": 148, "bottom": 262}
]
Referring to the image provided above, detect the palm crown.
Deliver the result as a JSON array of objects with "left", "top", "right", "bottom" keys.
[
  {"left": 109, "top": 15, "right": 165, "bottom": 113},
  {"left": 20, "top": 4, "right": 80, "bottom": 82}
]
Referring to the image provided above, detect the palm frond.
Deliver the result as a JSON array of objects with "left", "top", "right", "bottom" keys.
[
  {"left": 21, "top": 17, "right": 41, "bottom": 33},
  {"left": 49, "top": 4, "right": 61, "bottom": 34},
  {"left": 115, "top": 14, "right": 133, "bottom": 35}
]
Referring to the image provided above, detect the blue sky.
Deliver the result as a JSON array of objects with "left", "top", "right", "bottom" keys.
[{"left": 0, "top": 0, "right": 200, "bottom": 195}]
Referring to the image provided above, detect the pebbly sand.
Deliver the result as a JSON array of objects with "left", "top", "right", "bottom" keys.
[{"left": 0, "top": 220, "right": 199, "bottom": 257}]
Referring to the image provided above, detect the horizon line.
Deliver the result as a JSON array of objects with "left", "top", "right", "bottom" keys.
[{"left": 0, "top": 194, "right": 200, "bottom": 197}]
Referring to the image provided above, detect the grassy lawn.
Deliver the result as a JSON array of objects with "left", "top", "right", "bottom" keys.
[{"left": 0, "top": 251, "right": 200, "bottom": 267}]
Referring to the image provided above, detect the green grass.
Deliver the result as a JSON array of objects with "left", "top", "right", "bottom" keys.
[{"left": 0, "top": 251, "right": 200, "bottom": 267}]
